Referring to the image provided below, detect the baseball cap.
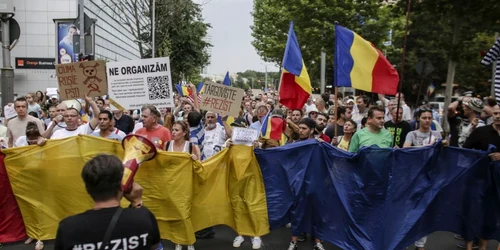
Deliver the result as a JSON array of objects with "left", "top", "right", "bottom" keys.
[
  {"left": 51, "top": 95, "right": 58, "bottom": 99},
  {"left": 463, "top": 97, "right": 484, "bottom": 113},
  {"left": 346, "top": 99, "right": 355, "bottom": 104},
  {"left": 231, "top": 118, "right": 248, "bottom": 128}
]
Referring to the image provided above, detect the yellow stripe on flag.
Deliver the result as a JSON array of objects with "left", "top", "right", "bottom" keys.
[
  {"left": 349, "top": 33, "right": 379, "bottom": 92},
  {"left": 4, "top": 136, "right": 269, "bottom": 244}
]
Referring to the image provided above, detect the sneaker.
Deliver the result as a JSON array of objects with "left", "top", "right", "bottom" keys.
[
  {"left": 233, "top": 236, "right": 245, "bottom": 247},
  {"left": 286, "top": 223, "right": 292, "bottom": 229},
  {"left": 313, "top": 242, "right": 325, "bottom": 250},
  {"left": 454, "top": 234, "right": 464, "bottom": 240},
  {"left": 175, "top": 244, "right": 182, "bottom": 250},
  {"left": 287, "top": 242, "right": 298, "bottom": 250},
  {"left": 25, "top": 238, "right": 34, "bottom": 244},
  {"left": 252, "top": 237, "right": 262, "bottom": 249},
  {"left": 297, "top": 233, "right": 306, "bottom": 242},
  {"left": 187, "top": 245, "right": 195, "bottom": 250},
  {"left": 35, "top": 241, "right": 44, "bottom": 250}
]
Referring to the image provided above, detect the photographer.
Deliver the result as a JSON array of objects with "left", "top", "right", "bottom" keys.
[{"left": 54, "top": 155, "right": 160, "bottom": 250}]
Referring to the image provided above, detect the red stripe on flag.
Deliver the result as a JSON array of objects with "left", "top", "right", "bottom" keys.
[
  {"left": 0, "top": 153, "right": 27, "bottom": 242},
  {"left": 370, "top": 50, "right": 399, "bottom": 95},
  {"left": 279, "top": 72, "right": 310, "bottom": 110},
  {"left": 269, "top": 117, "right": 284, "bottom": 140}
]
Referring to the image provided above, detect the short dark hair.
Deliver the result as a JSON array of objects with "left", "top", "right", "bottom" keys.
[
  {"left": 298, "top": 117, "right": 316, "bottom": 130},
  {"left": 356, "top": 95, "right": 371, "bottom": 106},
  {"left": 26, "top": 121, "right": 41, "bottom": 138},
  {"left": 29, "top": 111, "right": 39, "bottom": 118},
  {"left": 96, "top": 98, "right": 105, "bottom": 105},
  {"left": 337, "top": 106, "right": 347, "bottom": 120},
  {"left": 368, "top": 106, "right": 385, "bottom": 118},
  {"left": 99, "top": 110, "right": 113, "bottom": 120},
  {"left": 317, "top": 112, "right": 328, "bottom": 121},
  {"left": 292, "top": 109, "right": 303, "bottom": 116},
  {"left": 81, "top": 154, "right": 123, "bottom": 202},
  {"left": 187, "top": 111, "right": 202, "bottom": 127},
  {"left": 15, "top": 97, "right": 28, "bottom": 107}
]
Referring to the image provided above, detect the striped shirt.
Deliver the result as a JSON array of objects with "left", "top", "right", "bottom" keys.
[
  {"left": 190, "top": 122, "right": 205, "bottom": 160},
  {"left": 481, "top": 38, "right": 500, "bottom": 101}
]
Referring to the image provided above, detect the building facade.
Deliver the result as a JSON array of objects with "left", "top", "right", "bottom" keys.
[{"left": 0, "top": 0, "right": 149, "bottom": 98}]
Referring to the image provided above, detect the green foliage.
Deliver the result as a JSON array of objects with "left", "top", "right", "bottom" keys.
[
  {"left": 251, "top": 0, "right": 397, "bottom": 88},
  {"left": 142, "top": 0, "right": 212, "bottom": 84},
  {"left": 234, "top": 70, "right": 280, "bottom": 90}
]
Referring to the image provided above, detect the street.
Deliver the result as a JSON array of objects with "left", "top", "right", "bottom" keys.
[{"left": 2, "top": 226, "right": 500, "bottom": 250}]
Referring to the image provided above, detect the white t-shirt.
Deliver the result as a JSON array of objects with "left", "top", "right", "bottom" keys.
[
  {"left": 93, "top": 128, "right": 127, "bottom": 139},
  {"left": 132, "top": 122, "right": 143, "bottom": 134},
  {"left": 202, "top": 124, "right": 226, "bottom": 159},
  {"left": 51, "top": 123, "right": 95, "bottom": 139},
  {"left": 14, "top": 136, "right": 29, "bottom": 147}
]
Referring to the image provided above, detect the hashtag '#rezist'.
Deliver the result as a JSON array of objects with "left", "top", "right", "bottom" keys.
[{"left": 202, "top": 97, "right": 211, "bottom": 106}]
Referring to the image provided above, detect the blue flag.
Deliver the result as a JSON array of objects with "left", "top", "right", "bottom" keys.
[{"left": 222, "top": 72, "right": 231, "bottom": 86}]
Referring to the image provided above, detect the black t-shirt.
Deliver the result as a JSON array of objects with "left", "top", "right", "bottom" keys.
[
  {"left": 463, "top": 125, "right": 500, "bottom": 151},
  {"left": 325, "top": 124, "right": 344, "bottom": 139},
  {"left": 55, "top": 206, "right": 160, "bottom": 250},
  {"left": 115, "top": 115, "right": 135, "bottom": 135},
  {"left": 384, "top": 120, "right": 411, "bottom": 148}
]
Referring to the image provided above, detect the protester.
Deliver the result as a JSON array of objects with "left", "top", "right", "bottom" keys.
[
  {"left": 54, "top": 155, "right": 161, "bottom": 250},
  {"left": 135, "top": 105, "right": 172, "bottom": 149},
  {"left": 26, "top": 93, "right": 41, "bottom": 115},
  {"left": 288, "top": 117, "right": 325, "bottom": 250},
  {"left": 202, "top": 111, "right": 230, "bottom": 159},
  {"left": 249, "top": 105, "right": 269, "bottom": 130},
  {"left": 384, "top": 106, "right": 411, "bottom": 148},
  {"left": 448, "top": 97, "right": 485, "bottom": 147},
  {"left": 462, "top": 104, "right": 500, "bottom": 250},
  {"left": 332, "top": 120, "right": 357, "bottom": 151},
  {"left": 91, "top": 110, "right": 126, "bottom": 141},
  {"left": 351, "top": 95, "right": 370, "bottom": 125},
  {"left": 51, "top": 95, "right": 100, "bottom": 139},
  {"left": 7, "top": 97, "right": 46, "bottom": 147},
  {"left": 348, "top": 107, "right": 393, "bottom": 152},
  {"left": 325, "top": 106, "right": 351, "bottom": 139},
  {"left": 314, "top": 113, "right": 330, "bottom": 143},
  {"left": 14, "top": 121, "right": 48, "bottom": 147},
  {"left": 114, "top": 109, "right": 135, "bottom": 135}
]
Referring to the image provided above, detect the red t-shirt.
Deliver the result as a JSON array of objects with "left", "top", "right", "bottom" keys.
[
  {"left": 135, "top": 125, "right": 172, "bottom": 149},
  {"left": 319, "top": 133, "right": 331, "bottom": 143}
]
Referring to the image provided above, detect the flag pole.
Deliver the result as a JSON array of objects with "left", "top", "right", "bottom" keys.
[
  {"left": 334, "top": 86, "right": 339, "bottom": 139},
  {"left": 393, "top": 0, "right": 412, "bottom": 148}
]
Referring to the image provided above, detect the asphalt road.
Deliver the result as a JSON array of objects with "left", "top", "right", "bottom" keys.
[{"left": 2, "top": 226, "right": 500, "bottom": 250}]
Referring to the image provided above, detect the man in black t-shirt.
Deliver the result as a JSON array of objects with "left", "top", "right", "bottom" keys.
[
  {"left": 384, "top": 107, "right": 411, "bottom": 148},
  {"left": 55, "top": 155, "right": 160, "bottom": 250}
]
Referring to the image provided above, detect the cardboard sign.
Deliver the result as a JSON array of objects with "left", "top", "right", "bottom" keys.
[
  {"left": 201, "top": 83, "right": 244, "bottom": 117},
  {"left": 55, "top": 60, "right": 108, "bottom": 100},
  {"left": 106, "top": 57, "right": 175, "bottom": 110},
  {"left": 231, "top": 127, "right": 259, "bottom": 146},
  {"left": 3, "top": 105, "right": 17, "bottom": 120}
]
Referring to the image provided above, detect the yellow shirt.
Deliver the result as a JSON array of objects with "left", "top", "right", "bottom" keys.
[{"left": 337, "top": 136, "right": 350, "bottom": 151}]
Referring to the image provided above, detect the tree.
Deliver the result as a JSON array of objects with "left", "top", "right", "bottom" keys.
[
  {"left": 251, "top": 0, "right": 397, "bottom": 87},
  {"left": 392, "top": 0, "right": 500, "bottom": 104},
  {"left": 141, "top": 0, "right": 212, "bottom": 84},
  {"left": 106, "top": 0, "right": 151, "bottom": 58}
]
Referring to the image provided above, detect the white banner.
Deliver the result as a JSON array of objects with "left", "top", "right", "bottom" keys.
[
  {"left": 106, "top": 57, "right": 174, "bottom": 110},
  {"left": 231, "top": 127, "right": 259, "bottom": 146}
]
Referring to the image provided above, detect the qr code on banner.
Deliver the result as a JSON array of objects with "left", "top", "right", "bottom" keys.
[{"left": 147, "top": 76, "right": 171, "bottom": 100}]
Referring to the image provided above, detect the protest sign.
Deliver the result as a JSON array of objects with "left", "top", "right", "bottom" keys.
[
  {"left": 231, "top": 127, "right": 259, "bottom": 146},
  {"left": 55, "top": 60, "right": 108, "bottom": 100},
  {"left": 106, "top": 57, "right": 174, "bottom": 110},
  {"left": 200, "top": 83, "right": 244, "bottom": 117},
  {"left": 46, "top": 88, "right": 58, "bottom": 96},
  {"left": 3, "top": 105, "right": 17, "bottom": 120}
]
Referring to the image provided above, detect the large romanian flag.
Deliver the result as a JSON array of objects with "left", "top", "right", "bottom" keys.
[
  {"left": 260, "top": 112, "right": 284, "bottom": 140},
  {"left": 334, "top": 24, "right": 399, "bottom": 95},
  {"left": 279, "top": 21, "right": 312, "bottom": 110}
]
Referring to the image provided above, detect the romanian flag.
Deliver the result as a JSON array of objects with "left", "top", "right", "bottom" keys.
[
  {"left": 175, "top": 84, "right": 192, "bottom": 97},
  {"left": 427, "top": 82, "right": 436, "bottom": 96},
  {"left": 334, "top": 24, "right": 399, "bottom": 95},
  {"left": 260, "top": 112, "right": 285, "bottom": 140},
  {"left": 197, "top": 82, "right": 206, "bottom": 94},
  {"left": 279, "top": 21, "right": 312, "bottom": 110},
  {"left": 222, "top": 72, "right": 231, "bottom": 86}
]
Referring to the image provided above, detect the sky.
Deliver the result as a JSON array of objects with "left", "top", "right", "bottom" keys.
[{"left": 195, "top": 0, "right": 279, "bottom": 75}]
